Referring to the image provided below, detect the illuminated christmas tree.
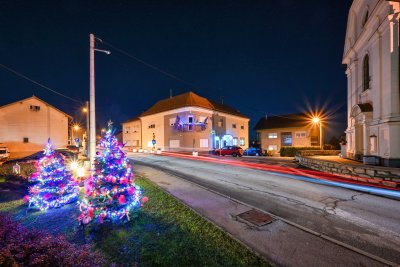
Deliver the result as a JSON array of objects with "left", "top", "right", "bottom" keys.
[
  {"left": 78, "top": 122, "right": 146, "bottom": 224},
  {"left": 25, "top": 139, "right": 78, "bottom": 210}
]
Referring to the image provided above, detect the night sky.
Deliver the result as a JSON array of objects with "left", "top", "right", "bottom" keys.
[{"left": 1, "top": 0, "right": 353, "bottom": 140}]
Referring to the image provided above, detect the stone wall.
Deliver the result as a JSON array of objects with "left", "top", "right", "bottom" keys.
[{"left": 295, "top": 156, "right": 400, "bottom": 188}]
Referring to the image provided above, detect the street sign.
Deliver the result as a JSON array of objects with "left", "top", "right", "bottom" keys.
[{"left": 152, "top": 139, "right": 156, "bottom": 145}]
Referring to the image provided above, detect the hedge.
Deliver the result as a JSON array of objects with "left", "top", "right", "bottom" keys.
[
  {"left": 279, "top": 147, "right": 321, "bottom": 157},
  {"left": 0, "top": 163, "right": 36, "bottom": 182}
]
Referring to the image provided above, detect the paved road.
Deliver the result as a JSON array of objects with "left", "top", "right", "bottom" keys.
[{"left": 130, "top": 153, "right": 400, "bottom": 265}]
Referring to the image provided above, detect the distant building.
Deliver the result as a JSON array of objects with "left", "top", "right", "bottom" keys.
[
  {"left": 342, "top": 0, "right": 400, "bottom": 166},
  {"left": 122, "top": 117, "right": 141, "bottom": 148},
  {"left": 254, "top": 113, "right": 321, "bottom": 155},
  {"left": 0, "top": 96, "right": 71, "bottom": 152},
  {"left": 122, "top": 92, "right": 249, "bottom": 151}
]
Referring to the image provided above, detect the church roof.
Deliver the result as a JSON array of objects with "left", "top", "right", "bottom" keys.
[{"left": 140, "top": 91, "right": 248, "bottom": 118}]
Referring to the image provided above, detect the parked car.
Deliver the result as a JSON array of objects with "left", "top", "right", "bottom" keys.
[
  {"left": 243, "top": 147, "right": 263, "bottom": 156},
  {"left": 0, "top": 147, "right": 10, "bottom": 161},
  {"left": 214, "top": 146, "right": 244, "bottom": 157}
]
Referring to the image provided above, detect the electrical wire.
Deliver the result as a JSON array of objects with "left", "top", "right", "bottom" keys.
[
  {"left": 97, "top": 38, "right": 294, "bottom": 119},
  {"left": 96, "top": 37, "right": 344, "bottom": 121},
  {"left": 99, "top": 38, "right": 199, "bottom": 89},
  {"left": 0, "top": 63, "right": 83, "bottom": 104}
]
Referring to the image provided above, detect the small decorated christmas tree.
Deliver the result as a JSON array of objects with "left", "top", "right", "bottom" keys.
[
  {"left": 78, "top": 122, "right": 146, "bottom": 224},
  {"left": 25, "top": 139, "right": 78, "bottom": 210}
]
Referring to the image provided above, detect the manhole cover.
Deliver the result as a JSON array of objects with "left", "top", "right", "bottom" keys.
[{"left": 237, "top": 209, "right": 274, "bottom": 227}]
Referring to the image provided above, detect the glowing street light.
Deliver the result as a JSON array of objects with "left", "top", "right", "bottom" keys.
[
  {"left": 69, "top": 160, "right": 79, "bottom": 170},
  {"left": 311, "top": 116, "right": 323, "bottom": 150},
  {"left": 312, "top": 117, "right": 320, "bottom": 124}
]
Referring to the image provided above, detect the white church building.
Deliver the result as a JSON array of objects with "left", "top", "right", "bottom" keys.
[{"left": 343, "top": 0, "right": 400, "bottom": 167}]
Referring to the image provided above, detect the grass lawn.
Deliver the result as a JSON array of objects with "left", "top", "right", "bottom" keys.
[{"left": 0, "top": 176, "right": 270, "bottom": 267}]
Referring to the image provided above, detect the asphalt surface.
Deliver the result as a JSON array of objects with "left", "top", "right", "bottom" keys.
[{"left": 129, "top": 153, "right": 400, "bottom": 266}]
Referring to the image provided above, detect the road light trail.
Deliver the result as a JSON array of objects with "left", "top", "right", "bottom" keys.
[{"left": 156, "top": 152, "right": 400, "bottom": 198}]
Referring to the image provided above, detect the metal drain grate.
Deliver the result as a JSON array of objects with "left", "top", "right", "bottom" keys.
[{"left": 237, "top": 209, "right": 274, "bottom": 227}]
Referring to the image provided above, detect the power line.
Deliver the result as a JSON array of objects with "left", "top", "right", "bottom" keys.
[
  {"left": 97, "top": 38, "right": 344, "bottom": 121},
  {"left": 0, "top": 63, "right": 83, "bottom": 104},
  {"left": 98, "top": 38, "right": 199, "bottom": 89}
]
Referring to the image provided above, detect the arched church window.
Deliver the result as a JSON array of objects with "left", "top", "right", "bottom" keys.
[{"left": 362, "top": 54, "right": 370, "bottom": 91}]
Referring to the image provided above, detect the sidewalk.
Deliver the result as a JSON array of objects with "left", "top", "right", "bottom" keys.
[{"left": 135, "top": 164, "right": 387, "bottom": 267}]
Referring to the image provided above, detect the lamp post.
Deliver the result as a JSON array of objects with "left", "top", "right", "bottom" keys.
[
  {"left": 89, "top": 33, "right": 110, "bottom": 168},
  {"left": 82, "top": 102, "right": 89, "bottom": 157},
  {"left": 312, "top": 117, "right": 323, "bottom": 150},
  {"left": 72, "top": 124, "right": 80, "bottom": 155}
]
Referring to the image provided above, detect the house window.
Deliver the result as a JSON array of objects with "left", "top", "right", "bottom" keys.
[
  {"left": 281, "top": 132, "right": 292, "bottom": 146},
  {"left": 148, "top": 123, "right": 155, "bottom": 129},
  {"left": 268, "top": 133, "right": 278, "bottom": 139},
  {"left": 233, "top": 137, "right": 238, "bottom": 146},
  {"left": 133, "top": 125, "right": 139, "bottom": 133},
  {"left": 239, "top": 137, "right": 245, "bottom": 146},
  {"left": 268, "top": 145, "right": 277, "bottom": 151},
  {"left": 169, "top": 140, "right": 180, "bottom": 148},
  {"left": 232, "top": 124, "right": 236, "bottom": 129},
  {"left": 125, "top": 127, "right": 130, "bottom": 134},
  {"left": 200, "top": 139, "right": 209, "bottom": 148},
  {"left": 218, "top": 119, "right": 223, "bottom": 127},
  {"left": 240, "top": 125, "right": 244, "bottom": 130},
  {"left": 169, "top": 118, "right": 176, "bottom": 126},
  {"left": 363, "top": 54, "right": 370, "bottom": 91},
  {"left": 295, "top": 131, "right": 307, "bottom": 138},
  {"left": 29, "top": 105, "right": 40, "bottom": 111},
  {"left": 188, "top": 116, "right": 194, "bottom": 131},
  {"left": 199, "top": 116, "right": 207, "bottom": 123},
  {"left": 23, "top": 137, "right": 29, "bottom": 143}
]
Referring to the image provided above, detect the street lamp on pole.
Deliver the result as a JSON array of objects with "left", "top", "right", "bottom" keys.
[
  {"left": 312, "top": 117, "right": 323, "bottom": 150},
  {"left": 82, "top": 102, "right": 89, "bottom": 157},
  {"left": 89, "top": 33, "right": 110, "bottom": 168}
]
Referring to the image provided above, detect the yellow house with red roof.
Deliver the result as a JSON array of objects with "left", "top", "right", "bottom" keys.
[{"left": 122, "top": 92, "right": 249, "bottom": 152}]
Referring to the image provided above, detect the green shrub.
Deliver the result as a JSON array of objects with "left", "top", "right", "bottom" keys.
[
  {"left": 0, "top": 163, "right": 35, "bottom": 182},
  {"left": 323, "top": 144, "right": 339, "bottom": 150},
  {"left": 279, "top": 146, "right": 321, "bottom": 157}
]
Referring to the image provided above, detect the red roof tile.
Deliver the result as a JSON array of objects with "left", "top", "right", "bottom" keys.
[{"left": 140, "top": 92, "right": 248, "bottom": 118}]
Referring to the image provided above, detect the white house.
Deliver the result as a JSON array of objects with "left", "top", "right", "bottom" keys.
[
  {"left": 343, "top": 0, "right": 400, "bottom": 167},
  {"left": 0, "top": 96, "right": 71, "bottom": 153},
  {"left": 122, "top": 92, "right": 249, "bottom": 151}
]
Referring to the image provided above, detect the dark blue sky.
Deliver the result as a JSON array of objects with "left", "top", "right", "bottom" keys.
[{"left": 0, "top": 0, "right": 352, "bottom": 139}]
